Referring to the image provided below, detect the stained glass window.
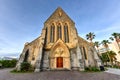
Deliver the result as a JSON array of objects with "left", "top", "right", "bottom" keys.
[
  {"left": 64, "top": 23, "right": 69, "bottom": 43},
  {"left": 57, "top": 23, "right": 62, "bottom": 40},
  {"left": 50, "top": 24, "right": 55, "bottom": 43}
]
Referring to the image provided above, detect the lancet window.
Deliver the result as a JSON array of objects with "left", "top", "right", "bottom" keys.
[
  {"left": 83, "top": 47, "right": 87, "bottom": 60},
  {"left": 64, "top": 23, "right": 69, "bottom": 43},
  {"left": 57, "top": 23, "right": 62, "bottom": 40},
  {"left": 50, "top": 24, "right": 55, "bottom": 43},
  {"left": 24, "top": 49, "right": 29, "bottom": 62},
  {"left": 45, "top": 27, "right": 48, "bottom": 44}
]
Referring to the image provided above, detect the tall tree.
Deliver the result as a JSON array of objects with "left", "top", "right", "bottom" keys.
[
  {"left": 118, "top": 51, "right": 120, "bottom": 54},
  {"left": 101, "top": 40, "right": 112, "bottom": 66},
  {"left": 86, "top": 32, "right": 95, "bottom": 42},
  {"left": 100, "top": 52, "right": 109, "bottom": 65},
  {"left": 107, "top": 51, "right": 116, "bottom": 65},
  {"left": 94, "top": 41, "right": 100, "bottom": 55},
  {"left": 100, "top": 51, "right": 116, "bottom": 66},
  {"left": 101, "top": 40, "right": 110, "bottom": 49},
  {"left": 109, "top": 37, "right": 114, "bottom": 41},
  {"left": 94, "top": 41, "right": 100, "bottom": 48},
  {"left": 109, "top": 32, "right": 120, "bottom": 50},
  {"left": 94, "top": 41, "right": 100, "bottom": 58}
]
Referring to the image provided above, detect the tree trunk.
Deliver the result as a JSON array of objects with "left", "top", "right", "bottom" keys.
[
  {"left": 105, "top": 46, "right": 112, "bottom": 67},
  {"left": 116, "top": 40, "right": 120, "bottom": 50}
]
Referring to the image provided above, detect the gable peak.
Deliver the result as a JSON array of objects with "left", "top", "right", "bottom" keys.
[{"left": 44, "top": 7, "right": 74, "bottom": 24}]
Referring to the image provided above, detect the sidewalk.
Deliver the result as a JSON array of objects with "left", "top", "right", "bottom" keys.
[{"left": 105, "top": 68, "right": 120, "bottom": 75}]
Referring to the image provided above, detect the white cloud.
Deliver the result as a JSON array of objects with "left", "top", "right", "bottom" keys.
[
  {"left": 0, "top": 52, "right": 20, "bottom": 58},
  {"left": 95, "top": 26, "right": 120, "bottom": 34},
  {"left": 78, "top": 23, "right": 120, "bottom": 42}
]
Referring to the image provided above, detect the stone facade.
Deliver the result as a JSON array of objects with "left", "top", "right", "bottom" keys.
[{"left": 16, "top": 7, "right": 102, "bottom": 72}]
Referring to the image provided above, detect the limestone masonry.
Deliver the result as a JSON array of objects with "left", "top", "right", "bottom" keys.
[{"left": 16, "top": 7, "right": 102, "bottom": 72}]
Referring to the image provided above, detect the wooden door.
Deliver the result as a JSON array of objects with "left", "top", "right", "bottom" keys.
[{"left": 57, "top": 57, "right": 63, "bottom": 68}]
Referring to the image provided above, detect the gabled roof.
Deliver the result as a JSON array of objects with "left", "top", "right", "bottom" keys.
[
  {"left": 78, "top": 36, "right": 94, "bottom": 46},
  {"left": 44, "top": 7, "right": 74, "bottom": 24}
]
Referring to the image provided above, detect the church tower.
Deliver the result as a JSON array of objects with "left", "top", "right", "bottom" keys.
[{"left": 16, "top": 7, "right": 102, "bottom": 72}]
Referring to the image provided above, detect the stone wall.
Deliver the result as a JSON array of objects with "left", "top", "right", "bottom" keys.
[{"left": 42, "top": 51, "right": 50, "bottom": 70}]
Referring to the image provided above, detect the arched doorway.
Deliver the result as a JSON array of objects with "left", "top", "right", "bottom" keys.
[
  {"left": 57, "top": 57, "right": 63, "bottom": 68},
  {"left": 49, "top": 40, "right": 70, "bottom": 70}
]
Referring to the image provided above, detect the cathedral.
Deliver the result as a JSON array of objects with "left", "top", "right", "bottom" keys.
[{"left": 16, "top": 7, "right": 101, "bottom": 72}]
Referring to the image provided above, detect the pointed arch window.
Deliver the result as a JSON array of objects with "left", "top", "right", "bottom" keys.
[
  {"left": 24, "top": 49, "right": 29, "bottom": 62},
  {"left": 57, "top": 23, "right": 62, "bottom": 40},
  {"left": 83, "top": 47, "right": 87, "bottom": 60},
  {"left": 50, "top": 24, "right": 55, "bottom": 43},
  {"left": 45, "top": 27, "right": 48, "bottom": 44},
  {"left": 64, "top": 23, "right": 69, "bottom": 43}
]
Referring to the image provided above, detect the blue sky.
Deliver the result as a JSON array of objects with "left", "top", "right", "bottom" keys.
[{"left": 0, "top": 0, "right": 120, "bottom": 57}]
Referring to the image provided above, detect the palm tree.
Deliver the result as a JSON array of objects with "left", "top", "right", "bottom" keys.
[
  {"left": 100, "top": 52, "right": 109, "bottom": 65},
  {"left": 94, "top": 41, "right": 100, "bottom": 54},
  {"left": 101, "top": 40, "right": 110, "bottom": 49},
  {"left": 94, "top": 41, "right": 100, "bottom": 48},
  {"left": 101, "top": 40, "right": 112, "bottom": 66},
  {"left": 118, "top": 51, "right": 120, "bottom": 53},
  {"left": 86, "top": 32, "right": 95, "bottom": 42},
  {"left": 117, "top": 33, "right": 120, "bottom": 48},
  {"left": 101, "top": 51, "right": 116, "bottom": 66},
  {"left": 109, "top": 37, "right": 114, "bottom": 41},
  {"left": 118, "top": 33, "right": 120, "bottom": 38},
  {"left": 107, "top": 51, "right": 116, "bottom": 65},
  {"left": 118, "top": 51, "right": 120, "bottom": 55},
  {"left": 94, "top": 41, "right": 101, "bottom": 60},
  {"left": 110, "top": 32, "right": 120, "bottom": 50}
]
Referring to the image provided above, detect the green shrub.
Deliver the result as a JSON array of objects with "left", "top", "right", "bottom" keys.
[
  {"left": 85, "top": 67, "right": 100, "bottom": 72},
  {"left": 10, "top": 62, "right": 34, "bottom": 73},
  {"left": 20, "top": 62, "right": 32, "bottom": 72},
  {"left": 0, "top": 59, "right": 17, "bottom": 68},
  {"left": 85, "top": 67, "right": 90, "bottom": 71},
  {"left": 90, "top": 67, "right": 100, "bottom": 72},
  {"left": 10, "top": 69, "right": 33, "bottom": 73},
  {"left": 113, "top": 65, "right": 120, "bottom": 69}
]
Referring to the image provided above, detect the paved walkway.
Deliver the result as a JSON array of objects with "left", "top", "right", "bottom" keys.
[
  {"left": 105, "top": 68, "right": 120, "bottom": 75},
  {"left": 0, "top": 68, "right": 120, "bottom": 80}
]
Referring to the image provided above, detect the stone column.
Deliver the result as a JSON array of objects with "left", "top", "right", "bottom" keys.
[
  {"left": 34, "top": 29, "right": 46, "bottom": 72},
  {"left": 70, "top": 49, "right": 78, "bottom": 70},
  {"left": 70, "top": 52, "right": 76, "bottom": 70},
  {"left": 16, "top": 54, "right": 24, "bottom": 71},
  {"left": 42, "top": 51, "right": 50, "bottom": 70},
  {"left": 92, "top": 47, "right": 102, "bottom": 67},
  {"left": 16, "top": 46, "right": 28, "bottom": 71},
  {"left": 87, "top": 47, "right": 95, "bottom": 66},
  {"left": 76, "top": 45, "right": 84, "bottom": 71},
  {"left": 34, "top": 44, "right": 43, "bottom": 72}
]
